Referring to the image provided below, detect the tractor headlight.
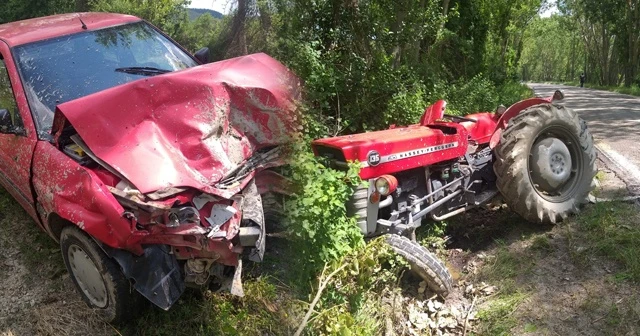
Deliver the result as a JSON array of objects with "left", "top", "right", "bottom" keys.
[{"left": 374, "top": 175, "right": 398, "bottom": 196}]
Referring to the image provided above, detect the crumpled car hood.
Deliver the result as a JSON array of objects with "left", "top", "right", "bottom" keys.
[{"left": 54, "top": 53, "right": 300, "bottom": 198}]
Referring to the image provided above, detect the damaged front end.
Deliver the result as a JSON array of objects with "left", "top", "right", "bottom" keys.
[
  {"left": 65, "top": 135, "right": 275, "bottom": 309},
  {"left": 107, "top": 172, "right": 268, "bottom": 309},
  {"left": 46, "top": 53, "right": 300, "bottom": 310}
]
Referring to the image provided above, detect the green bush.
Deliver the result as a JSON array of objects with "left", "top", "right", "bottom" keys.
[
  {"left": 285, "top": 145, "right": 365, "bottom": 278},
  {"left": 306, "top": 238, "right": 409, "bottom": 336},
  {"left": 427, "top": 75, "right": 533, "bottom": 117},
  {"left": 443, "top": 74, "right": 500, "bottom": 115},
  {"left": 497, "top": 80, "right": 535, "bottom": 106},
  {"left": 384, "top": 81, "right": 429, "bottom": 126}
]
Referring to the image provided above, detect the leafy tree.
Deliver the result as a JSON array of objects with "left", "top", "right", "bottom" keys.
[
  {"left": 549, "top": 0, "right": 640, "bottom": 86},
  {"left": 520, "top": 16, "right": 580, "bottom": 82},
  {"left": 89, "top": 0, "right": 190, "bottom": 37},
  {"left": 0, "top": 0, "right": 75, "bottom": 23}
]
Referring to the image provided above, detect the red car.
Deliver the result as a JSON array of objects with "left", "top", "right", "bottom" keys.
[{"left": 0, "top": 13, "right": 298, "bottom": 322}]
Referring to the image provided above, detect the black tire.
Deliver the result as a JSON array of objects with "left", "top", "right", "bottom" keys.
[
  {"left": 60, "top": 226, "right": 139, "bottom": 323},
  {"left": 262, "top": 192, "right": 284, "bottom": 230},
  {"left": 346, "top": 184, "right": 368, "bottom": 234},
  {"left": 385, "top": 235, "right": 453, "bottom": 297},
  {"left": 494, "top": 103, "right": 596, "bottom": 224}
]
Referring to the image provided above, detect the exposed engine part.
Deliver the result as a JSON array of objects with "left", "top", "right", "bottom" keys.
[
  {"left": 429, "top": 145, "right": 497, "bottom": 219},
  {"left": 466, "top": 140, "right": 479, "bottom": 154},
  {"left": 369, "top": 145, "right": 500, "bottom": 231},
  {"left": 62, "top": 142, "right": 94, "bottom": 165},
  {"left": 71, "top": 134, "right": 134, "bottom": 186},
  {"left": 184, "top": 258, "right": 217, "bottom": 286},
  {"left": 167, "top": 206, "right": 200, "bottom": 228},
  {"left": 396, "top": 175, "right": 418, "bottom": 195}
]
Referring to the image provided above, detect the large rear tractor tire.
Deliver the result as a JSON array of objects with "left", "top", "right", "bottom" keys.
[
  {"left": 494, "top": 103, "right": 597, "bottom": 224},
  {"left": 385, "top": 235, "right": 453, "bottom": 298}
]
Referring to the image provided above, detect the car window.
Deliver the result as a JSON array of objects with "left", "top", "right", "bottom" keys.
[
  {"left": 0, "top": 58, "right": 24, "bottom": 131},
  {"left": 13, "top": 21, "right": 198, "bottom": 136}
]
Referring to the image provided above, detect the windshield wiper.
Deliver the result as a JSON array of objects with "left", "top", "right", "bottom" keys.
[{"left": 115, "top": 66, "right": 172, "bottom": 76}]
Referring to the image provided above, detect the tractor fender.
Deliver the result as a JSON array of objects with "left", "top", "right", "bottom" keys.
[
  {"left": 420, "top": 100, "right": 447, "bottom": 126},
  {"left": 489, "top": 95, "right": 558, "bottom": 149}
]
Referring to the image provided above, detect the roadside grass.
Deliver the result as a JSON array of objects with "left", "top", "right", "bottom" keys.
[
  {"left": 125, "top": 276, "right": 297, "bottom": 336},
  {"left": 529, "top": 235, "right": 552, "bottom": 254},
  {"left": 0, "top": 187, "right": 63, "bottom": 277},
  {"left": 120, "top": 237, "right": 409, "bottom": 336},
  {"left": 121, "top": 237, "right": 303, "bottom": 336},
  {"left": 475, "top": 290, "right": 528, "bottom": 335},
  {"left": 590, "top": 84, "right": 640, "bottom": 97},
  {"left": 473, "top": 242, "right": 532, "bottom": 336},
  {"left": 574, "top": 201, "right": 640, "bottom": 282},
  {"left": 469, "top": 199, "right": 640, "bottom": 335}
]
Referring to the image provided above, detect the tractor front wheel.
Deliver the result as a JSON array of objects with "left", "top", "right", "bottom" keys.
[
  {"left": 385, "top": 235, "right": 453, "bottom": 297},
  {"left": 494, "top": 103, "right": 597, "bottom": 224}
]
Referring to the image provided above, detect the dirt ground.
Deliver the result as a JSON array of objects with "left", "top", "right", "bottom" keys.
[
  {"left": 0, "top": 195, "right": 112, "bottom": 336},
  {"left": 446, "top": 158, "right": 640, "bottom": 335},
  {"left": 1, "top": 158, "right": 638, "bottom": 335}
]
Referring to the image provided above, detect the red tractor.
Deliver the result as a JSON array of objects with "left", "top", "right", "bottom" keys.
[{"left": 312, "top": 91, "right": 596, "bottom": 297}]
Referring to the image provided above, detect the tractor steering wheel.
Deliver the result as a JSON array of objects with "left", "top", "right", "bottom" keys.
[{"left": 443, "top": 114, "right": 477, "bottom": 123}]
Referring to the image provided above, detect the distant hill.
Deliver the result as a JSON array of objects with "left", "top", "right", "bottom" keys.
[{"left": 188, "top": 8, "right": 224, "bottom": 20}]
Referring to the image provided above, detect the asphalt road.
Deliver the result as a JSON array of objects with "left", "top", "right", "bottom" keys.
[{"left": 528, "top": 83, "right": 640, "bottom": 193}]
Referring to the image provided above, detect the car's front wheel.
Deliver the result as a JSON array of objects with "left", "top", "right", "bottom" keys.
[{"left": 60, "top": 226, "right": 138, "bottom": 323}]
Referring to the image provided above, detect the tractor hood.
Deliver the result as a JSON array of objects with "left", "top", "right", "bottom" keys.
[
  {"left": 53, "top": 53, "right": 300, "bottom": 198},
  {"left": 312, "top": 124, "right": 468, "bottom": 180}
]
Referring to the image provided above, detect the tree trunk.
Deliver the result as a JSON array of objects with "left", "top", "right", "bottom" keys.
[
  {"left": 237, "top": 0, "right": 248, "bottom": 55},
  {"left": 624, "top": 0, "right": 640, "bottom": 86},
  {"left": 391, "top": 0, "right": 407, "bottom": 69},
  {"left": 440, "top": 0, "right": 450, "bottom": 30}
]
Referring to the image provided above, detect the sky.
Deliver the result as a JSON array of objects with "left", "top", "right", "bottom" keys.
[
  {"left": 540, "top": 0, "right": 558, "bottom": 17},
  {"left": 187, "top": 0, "right": 231, "bottom": 14}
]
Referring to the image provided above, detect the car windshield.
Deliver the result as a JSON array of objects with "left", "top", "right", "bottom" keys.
[{"left": 13, "top": 21, "right": 198, "bottom": 135}]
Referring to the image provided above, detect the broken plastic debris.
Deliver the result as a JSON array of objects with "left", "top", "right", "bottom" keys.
[
  {"left": 192, "top": 194, "right": 218, "bottom": 210},
  {"left": 206, "top": 204, "right": 237, "bottom": 227}
]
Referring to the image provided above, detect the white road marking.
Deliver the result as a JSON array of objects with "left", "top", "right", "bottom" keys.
[{"left": 596, "top": 142, "right": 640, "bottom": 183}]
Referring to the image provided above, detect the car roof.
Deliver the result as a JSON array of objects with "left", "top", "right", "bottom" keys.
[{"left": 0, "top": 13, "right": 141, "bottom": 48}]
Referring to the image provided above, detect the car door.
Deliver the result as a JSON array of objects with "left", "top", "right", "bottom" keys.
[{"left": 0, "top": 45, "right": 39, "bottom": 220}]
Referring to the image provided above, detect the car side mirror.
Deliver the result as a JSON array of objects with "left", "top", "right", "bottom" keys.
[
  {"left": 0, "top": 109, "right": 25, "bottom": 136},
  {"left": 194, "top": 47, "right": 210, "bottom": 64}
]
